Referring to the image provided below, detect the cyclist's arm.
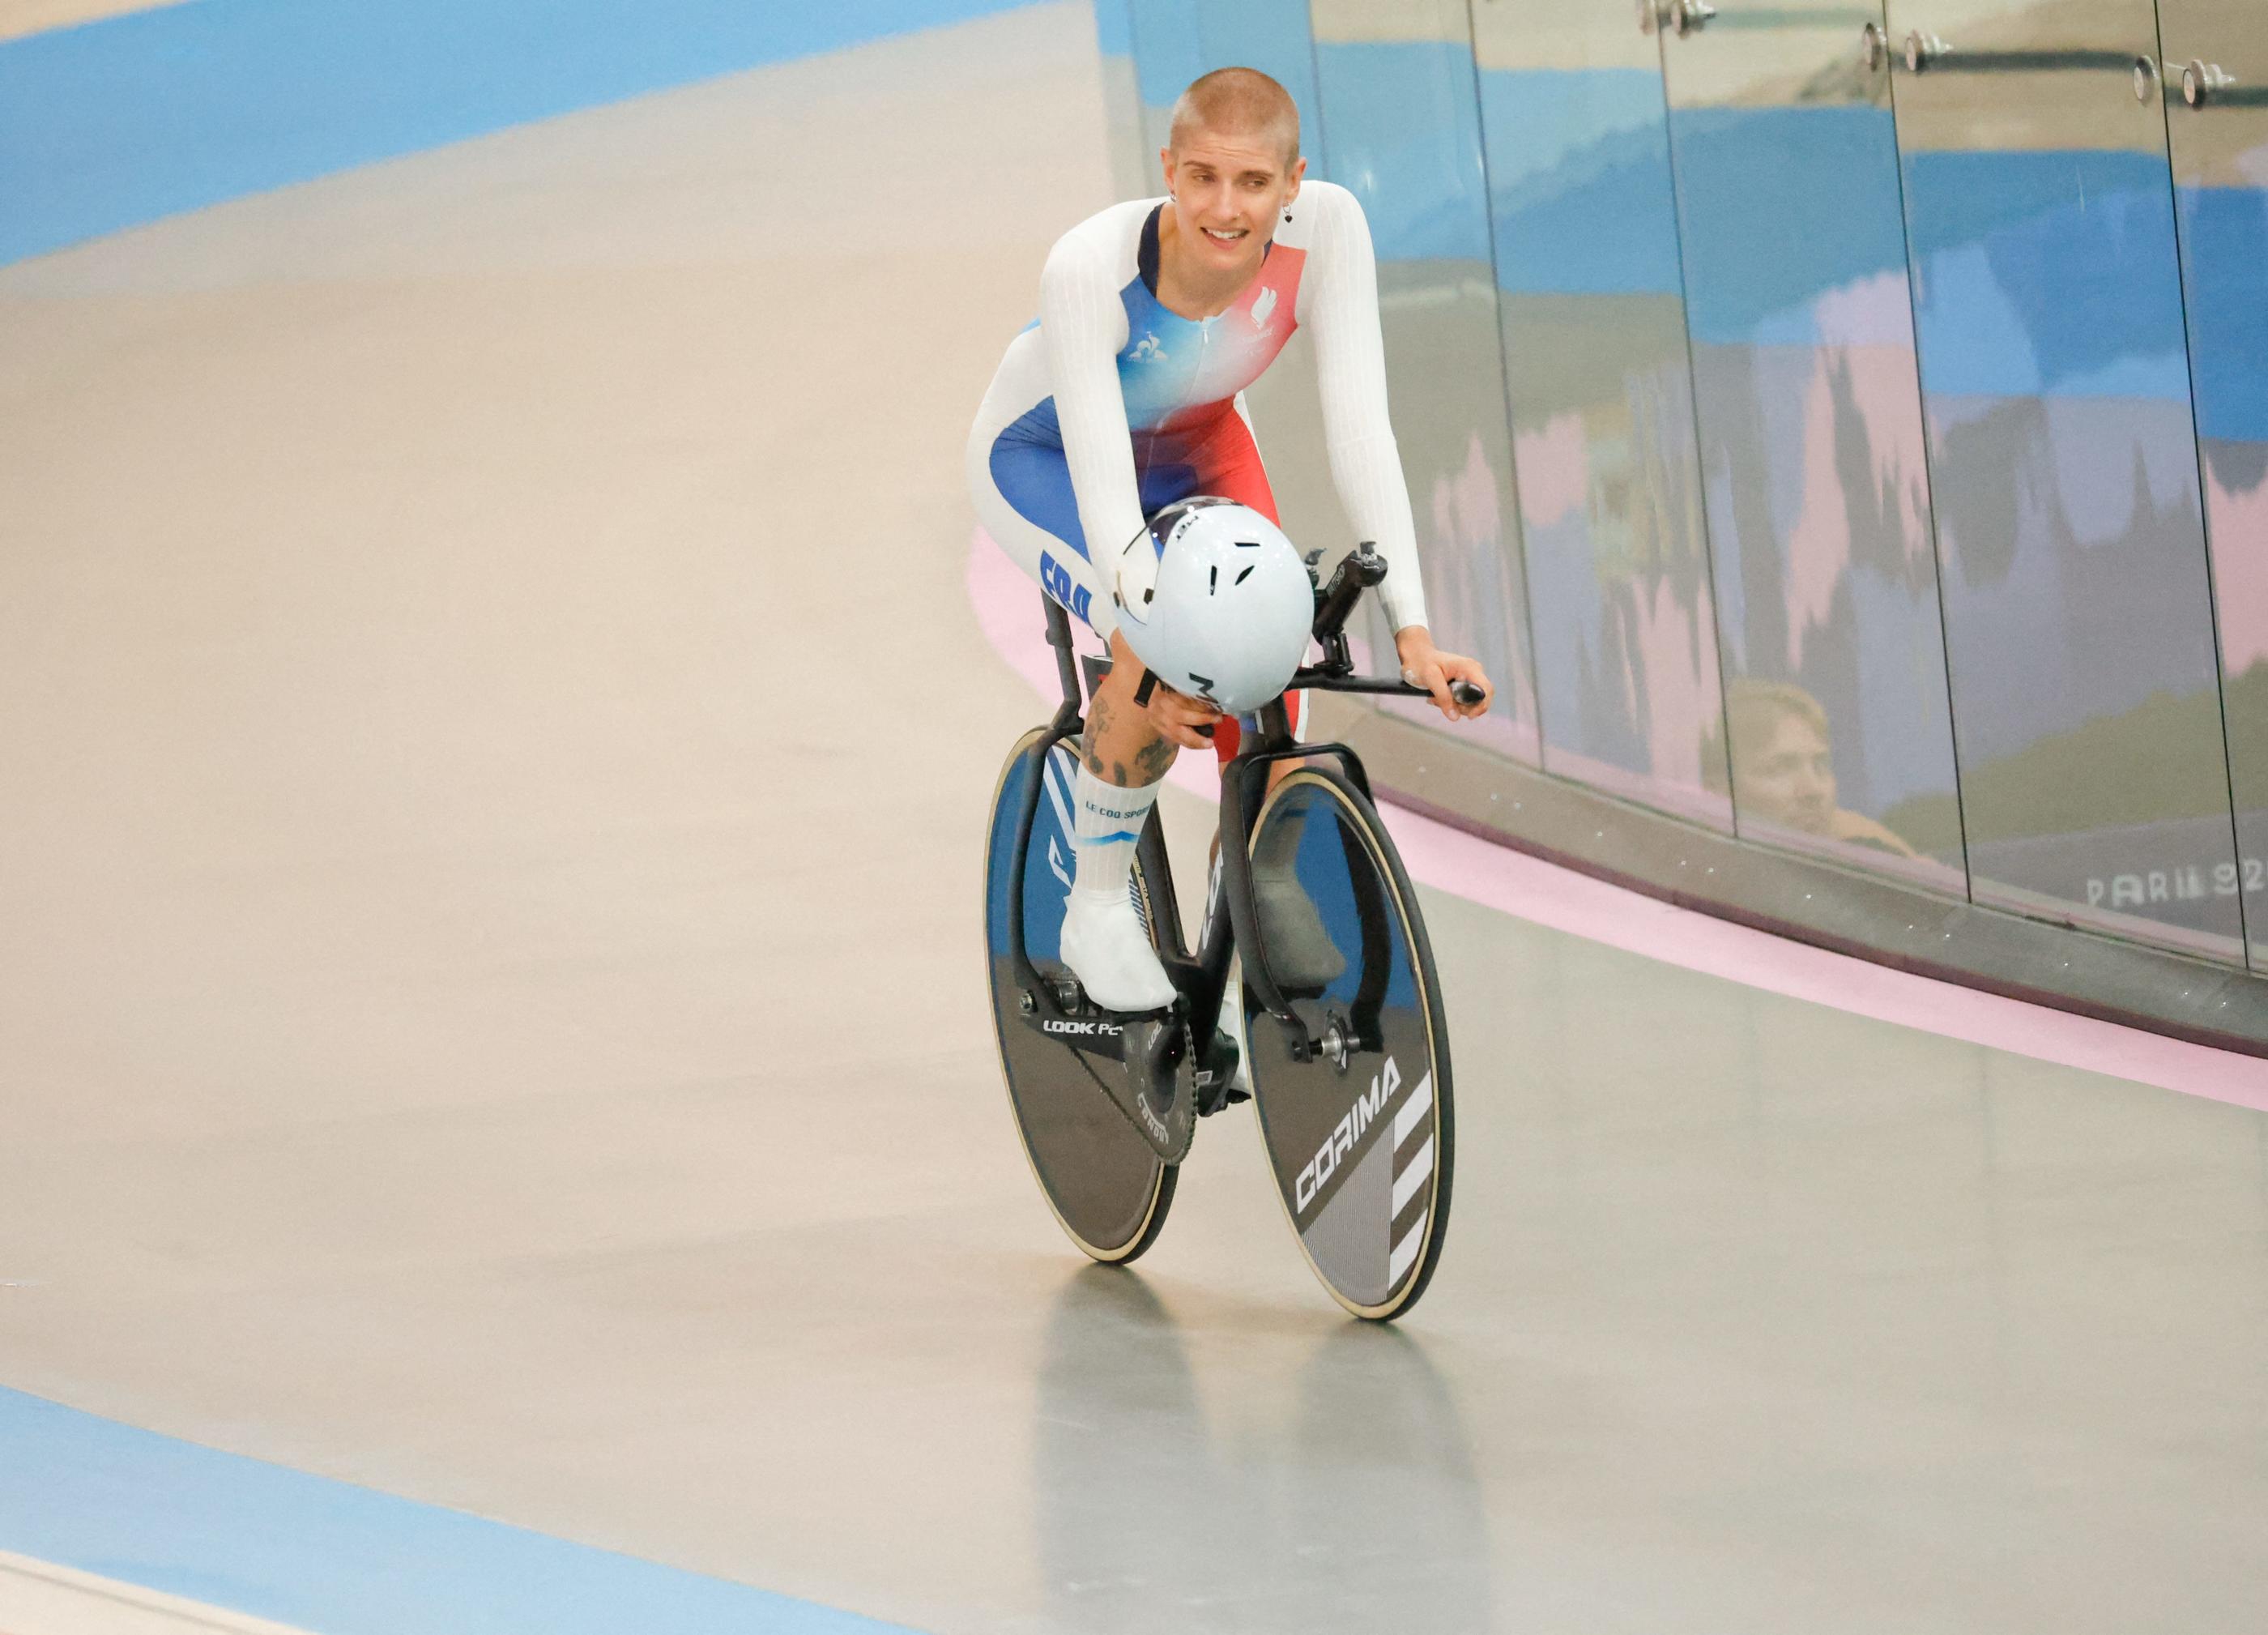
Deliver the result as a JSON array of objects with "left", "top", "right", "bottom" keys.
[
  {"left": 1301, "top": 186, "right": 1431, "bottom": 635},
  {"left": 1038, "top": 233, "right": 1144, "bottom": 625}
]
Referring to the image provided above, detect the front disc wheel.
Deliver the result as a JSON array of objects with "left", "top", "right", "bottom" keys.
[{"left": 983, "top": 729, "right": 1175, "bottom": 1262}]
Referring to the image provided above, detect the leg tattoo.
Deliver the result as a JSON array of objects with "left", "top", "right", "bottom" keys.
[
  {"left": 1082, "top": 694, "right": 1115, "bottom": 779},
  {"left": 1133, "top": 733, "right": 1176, "bottom": 783},
  {"left": 1083, "top": 667, "right": 1176, "bottom": 788}
]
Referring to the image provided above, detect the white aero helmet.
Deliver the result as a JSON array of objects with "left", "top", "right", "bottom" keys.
[{"left": 1111, "top": 497, "right": 1315, "bottom": 715}]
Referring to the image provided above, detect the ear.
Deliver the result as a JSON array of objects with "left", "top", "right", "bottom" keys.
[
  {"left": 1283, "top": 155, "right": 1307, "bottom": 207},
  {"left": 1159, "top": 147, "right": 1175, "bottom": 197}
]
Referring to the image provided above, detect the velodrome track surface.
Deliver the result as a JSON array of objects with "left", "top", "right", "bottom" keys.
[{"left": 3, "top": 6, "right": 2266, "bottom": 1632}]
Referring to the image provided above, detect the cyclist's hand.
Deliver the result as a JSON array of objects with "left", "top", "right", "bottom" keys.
[
  {"left": 1396, "top": 626, "right": 1492, "bottom": 721},
  {"left": 1144, "top": 672, "right": 1226, "bottom": 750}
]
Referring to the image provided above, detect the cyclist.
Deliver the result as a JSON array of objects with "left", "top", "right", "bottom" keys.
[{"left": 968, "top": 66, "right": 1492, "bottom": 1014}]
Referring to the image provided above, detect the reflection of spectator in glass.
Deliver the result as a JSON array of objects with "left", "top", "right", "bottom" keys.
[{"left": 1720, "top": 680, "right": 1915, "bottom": 857}]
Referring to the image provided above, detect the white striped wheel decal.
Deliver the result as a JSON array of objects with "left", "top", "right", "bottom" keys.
[{"left": 1388, "top": 1073, "right": 1435, "bottom": 1286}]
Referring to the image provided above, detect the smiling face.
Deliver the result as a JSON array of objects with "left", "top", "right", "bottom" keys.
[
  {"left": 1159, "top": 126, "right": 1304, "bottom": 286},
  {"left": 1156, "top": 67, "right": 1305, "bottom": 300}
]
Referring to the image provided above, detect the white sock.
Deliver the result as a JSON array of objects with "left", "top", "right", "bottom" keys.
[
  {"left": 1062, "top": 766, "right": 1173, "bottom": 1011},
  {"left": 1070, "top": 766, "right": 1161, "bottom": 905}
]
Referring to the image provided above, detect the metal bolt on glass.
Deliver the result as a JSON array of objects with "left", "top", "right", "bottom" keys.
[{"left": 2183, "top": 60, "right": 2235, "bottom": 108}]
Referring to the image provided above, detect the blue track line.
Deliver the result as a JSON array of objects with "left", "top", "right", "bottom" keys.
[
  {"left": 0, "top": 1386, "right": 926, "bottom": 1634},
  {"left": 0, "top": 0, "right": 1045, "bottom": 264}
]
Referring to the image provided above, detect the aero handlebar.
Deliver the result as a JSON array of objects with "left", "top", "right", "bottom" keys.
[{"left": 1295, "top": 543, "right": 1486, "bottom": 708}]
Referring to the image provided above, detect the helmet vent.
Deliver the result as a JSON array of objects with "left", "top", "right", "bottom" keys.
[{"left": 1113, "top": 497, "right": 1306, "bottom": 714}]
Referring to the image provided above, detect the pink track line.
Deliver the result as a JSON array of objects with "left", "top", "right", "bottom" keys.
[{"left": 968, "top": 530, "right": 2268, "bottom": 1111}]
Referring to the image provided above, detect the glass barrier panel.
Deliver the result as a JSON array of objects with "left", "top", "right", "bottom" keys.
[
  {"left": 1883, "top": 0, "right": 2244, "bottom": 959},
  {"left": 1128, "top": 2, "right": 1327, "bottom": 173},
  {"left": 1307, "top": 0, "right": 1542, "bottom": 762},
  {"left": 1470, "top": 0, "right": 1733, "bottom": 824},
  {"left": 1659, "top": 0, "right": 1967, "bottom": 891},
  {"left": 1094, "top": 0, "right": 1153, "bottom": 203},
  {"left": 2158, "top": 0, "right": 2268, "bottom": 967},
  {"left": 1127, "top": 0, "right": 1207, "bottom": 160}
]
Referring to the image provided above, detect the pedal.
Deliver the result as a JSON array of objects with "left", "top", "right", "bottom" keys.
[{"left": 1194, "top": 1027, "right": 1245, "bottom": 1118}]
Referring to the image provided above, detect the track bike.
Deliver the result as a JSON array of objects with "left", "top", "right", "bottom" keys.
[{"left": 981, "top": 545, "right": 1479, "bottom": 1321}]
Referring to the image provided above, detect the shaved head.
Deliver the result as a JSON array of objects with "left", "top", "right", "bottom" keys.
[{"left": 1168, "top": 66, "right": 1300, "bottom": 166}]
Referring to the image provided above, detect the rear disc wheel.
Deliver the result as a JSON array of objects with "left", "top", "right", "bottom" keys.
[{"left": 1243, "top": 766, "right": 1453, "bottom": 1319}]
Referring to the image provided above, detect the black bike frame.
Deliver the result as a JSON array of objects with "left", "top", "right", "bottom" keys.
[{"left": 1003, "top": 546, "right": 1465, "bottom": 1069}]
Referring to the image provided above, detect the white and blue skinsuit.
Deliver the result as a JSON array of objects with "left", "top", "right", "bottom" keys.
[{"left": 967, "top": 179, "right": 1431, "bottom": 653}]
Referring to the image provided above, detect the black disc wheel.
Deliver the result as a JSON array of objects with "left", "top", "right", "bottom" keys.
[
  {"left": 984, "top": 728, "right": 1176, "bottom": 1262},
  {"left": 1242, "top": 766, "right": 1453, "bottom": 1320}
]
